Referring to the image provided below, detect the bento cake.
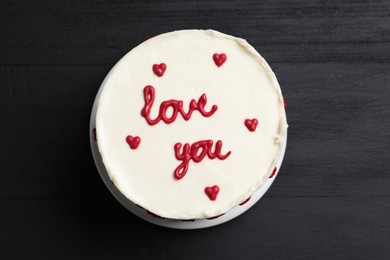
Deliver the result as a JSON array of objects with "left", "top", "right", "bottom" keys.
[{"left": 95, "top": 29, "right": 288, "bottom": 219}]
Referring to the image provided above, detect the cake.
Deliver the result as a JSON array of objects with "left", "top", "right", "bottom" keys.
[{"left": 95, "top": 29, "right": 288, "bottom": 219}]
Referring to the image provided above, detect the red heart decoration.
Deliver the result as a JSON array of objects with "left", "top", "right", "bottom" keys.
[
  {"left": 269, "top": 166, "right": 277, "bottom": 178},
  {"left": 213, "top": 53, "right": 227, "bottom": 67},
  {"left": 244, "top": 118, "right": 258, "bottom": 132},
  {"left": 152, "top": 63, "right": 167, "bottom": 77},
  {"left": 205, "top": 185, "right": 219, "bottom": 201},
  {"left": 126, "top": 135, "right": 141, "bottom": 149}
]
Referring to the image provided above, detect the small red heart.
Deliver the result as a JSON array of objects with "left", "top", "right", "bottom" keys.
[
  {"left": 152, "top": 63, "right": 167, "bottom": 77},
  {"left": 205, "top": 185, "right": 219, "bottom": 201},
  {"left": 213, "top": 53, "right": 227, "bottom": 67},
  {"left": 126, "top": 135, "right": 141, "bottom": 149},
  {"left": 269, "top": 166, "right": 277, "bottom": 178},
  {"left": 244, "top": 118, "right": 258, "bottom": 132}
]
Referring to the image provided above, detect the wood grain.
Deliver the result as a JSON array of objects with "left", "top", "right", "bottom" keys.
[
  {"left": 0, "top": 0, "right": 389, "bottom": 259},
  {"left": 0, "top": 197, "right": 388, "bottom": 259},
  {"left": 0, "top": 0, "right": 390, "bottom": 65}
]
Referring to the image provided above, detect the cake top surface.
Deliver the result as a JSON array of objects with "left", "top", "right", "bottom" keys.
[{"left": 96, "top": 29, "right": 288, "bottom": 219}]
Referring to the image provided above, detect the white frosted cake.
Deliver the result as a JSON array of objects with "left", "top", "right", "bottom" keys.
[{"left": 95, "top": 29, "right": 288, "bottom": 219}]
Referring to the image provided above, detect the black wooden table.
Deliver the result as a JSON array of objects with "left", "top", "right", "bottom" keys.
[{"left": 1, "top": 1, "right": 389, "bottom": 259}]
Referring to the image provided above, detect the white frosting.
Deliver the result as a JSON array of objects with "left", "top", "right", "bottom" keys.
[{"left": 96, "top": 29, "right": 288, "bottom": 219}]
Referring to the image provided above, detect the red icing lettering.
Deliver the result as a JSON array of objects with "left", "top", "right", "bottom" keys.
[
  {"left": 174, "top": 140, "right": 231, "bottom": 179},
  {"left": 205, "top": 185, "right": 220, "bottom": 201},
  {"left": 213, "top": 53, "right": 227, "bottom": 67},
  {"left": 244, "top": 118, "right": 258, "bottom": 132},
  {"left": 141, "top": 85, "right": 218, "bottom": 125},
  {"left": 152, "top": 63, "right": 166, "bottom": 77}
]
